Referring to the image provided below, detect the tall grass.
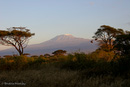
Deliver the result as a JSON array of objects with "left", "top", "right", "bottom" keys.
[{"left": 0, "top": 64, "right": 130, "bottom": 87}]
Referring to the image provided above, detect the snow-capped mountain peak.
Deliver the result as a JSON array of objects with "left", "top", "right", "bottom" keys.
[
  {"left": 50, "top": 34, "right": 75, "bottom": 41},
  {"left": 64, "top": 34, "right": 72, "bottom": 36}
]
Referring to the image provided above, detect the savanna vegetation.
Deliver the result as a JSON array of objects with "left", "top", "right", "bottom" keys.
[{"left": 0, "top": 25, "right": 130, "bottom": 87}]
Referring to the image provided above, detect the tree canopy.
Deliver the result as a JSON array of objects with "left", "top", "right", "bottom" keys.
[
  {"left": 92, "top": 25, "right": 125, "bottom": 51},
  {"left": 114, "top": 31, "right": 130, "bottom": 55},
  {"left": 52, "top": 50, "right": 67, "bottom": 56},
  {"left": 0, "top": 27, "right": 35, "bottom": 55}
]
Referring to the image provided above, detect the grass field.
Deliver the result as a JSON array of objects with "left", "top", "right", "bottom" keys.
[{"left": 0, "top": 64, "right": 130, "bottom": 87}]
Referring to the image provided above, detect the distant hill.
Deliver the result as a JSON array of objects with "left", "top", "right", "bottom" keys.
[{"left": 0, "top": 34, "right": 98, "bottom": 56}]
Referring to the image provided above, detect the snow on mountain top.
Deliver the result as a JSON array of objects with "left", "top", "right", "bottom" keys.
[
  {"left": 48, "top": 34, "right": 89, "bottom": 42},
  {"left": 64, "top": 34, "right": 72, "bottom": 36}
]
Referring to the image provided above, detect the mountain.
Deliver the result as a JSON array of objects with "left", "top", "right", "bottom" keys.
[{"left": 0, "top": 34, "right": 98, "bottom": 56}]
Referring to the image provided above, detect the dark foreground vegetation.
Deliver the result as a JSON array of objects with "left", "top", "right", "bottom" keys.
[{"left": 0, "top": 51, "right": 130, "bottom": 87}]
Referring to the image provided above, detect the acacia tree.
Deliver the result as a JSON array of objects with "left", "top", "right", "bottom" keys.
[
  {"left": 92, "top": 25, "right": 124, "bottom": 51},
  {"left": 0, "top": 27, "right": 35, "bottom": 55},
  {"left": 52, "top": 50, "right": 67, "bottom": 56}
]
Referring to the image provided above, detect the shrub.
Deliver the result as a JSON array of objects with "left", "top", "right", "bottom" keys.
[
  {"left": 90, "top": 49, "right": 116, "bottom": 61},
  {"left": 61, "top": 52, "right": 96, "bottom": 70},
  {"left": 111, "top": 55, "right": 130, "bottom": 77},
  {"left": 0, "top": 56, "right": 45, "bottom": 70}
]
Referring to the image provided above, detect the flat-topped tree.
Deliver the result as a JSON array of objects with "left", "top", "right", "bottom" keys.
[
  {"left": 52, "top": 50, "right": 67, "bottom": 56},
  {"left": 0, "top": 27, "right": 35, "bottom": 55}
]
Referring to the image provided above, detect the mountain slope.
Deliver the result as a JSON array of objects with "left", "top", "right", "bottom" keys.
[{"left": 0, "top": 34, "right": 98, "bottom": 55}]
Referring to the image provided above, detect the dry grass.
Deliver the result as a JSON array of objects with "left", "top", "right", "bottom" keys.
[{"left": 0, "top": 64, "right": 130, "bottom": 87}]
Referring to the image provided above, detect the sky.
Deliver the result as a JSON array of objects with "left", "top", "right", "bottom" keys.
[{"left": 0, "top": 0, "right": 130, "bottom": 49}]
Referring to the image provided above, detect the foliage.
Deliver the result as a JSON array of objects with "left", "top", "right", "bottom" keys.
[
  {"left": 111, "top": 54, "right": 130, "bottom": 77},
  {"left": 0, "top": 50, "right": 130, "bottom": 87},
  {"left": 44, "top": 54, "right": 51, "bottom": 58},
  {"left": 90, "top": 49, "right": 117, "bottom": 61},
  {"left": 0, "top": 50, "right": 129, "bottom": 77},
  {"left": 61, "top": 52, "right": 97, "bottom": 70},
  {"left": 0, "top": 27, "right": 35, "bottom": 55},
  {"left": 114, "top": 33, "right": 130, "bottom": 55},
  {"left": 92, "top": 25, "right": 125, "bottom": 51},
  {"left": 0, "top": 56, "right": 46, "bottom": 70},
  {"left": 52, "top": 50, "right": 67, "bottom": 56}
]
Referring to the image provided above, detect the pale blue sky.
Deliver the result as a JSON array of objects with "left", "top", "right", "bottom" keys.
[{"left": 0, "top": 0, "right": 130, "bottom": 45}]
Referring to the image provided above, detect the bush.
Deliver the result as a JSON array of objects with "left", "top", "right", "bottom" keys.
[
  {"left": 61, "top": 52, "right": 96, "bottom": 70},
  {"left": 111, "top": 55, "right": 130, "bottom": 77},
  {"left": 0, "top": 51, "right": 130, "bottom": 78},
  {"left": 0, "top": 55, "right": 46, "bottom": 70},
  {"left": 90, "top": 49, "right": 116, "bottom": 61}
]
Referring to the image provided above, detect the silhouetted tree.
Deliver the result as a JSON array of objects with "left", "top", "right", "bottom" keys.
[
  {"left": 0, "top": 27, "right": 35, "bottom": 55},
  {"left": 44, "top": 54, "right": 51, "bottom": 58},
  {"left": 39, "top": 55, "right": 44, "bottom": 57},
  {"left": 92, "top": 25, "right": 124, "bottom": 51},
  {"left": 114, "top": 31, "right": 130, "bottom": 55},
  {"left": 52, "top": 50, "right": 67, "bottom": 56}
]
